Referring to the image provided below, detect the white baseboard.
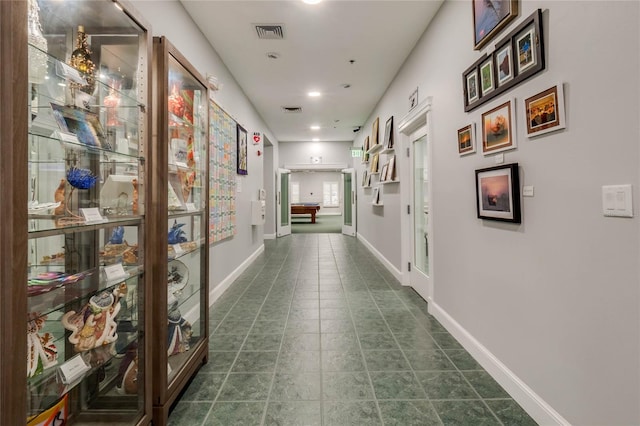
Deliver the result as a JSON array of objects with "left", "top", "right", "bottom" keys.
[
  {"left": 429, "top": 302, "right": 570, "bottom": 426},
  {"left": 263, "top": 233, "right": 276, "bottom": 240},
  {"left": 356, "top": 232, "right": 403, "bottom": 283},
  {"left": 209, "top": 244, "right": 265, "bottom": 307},
  {"left": 317, "top": 212, "right": 341, "bottom": 216}
]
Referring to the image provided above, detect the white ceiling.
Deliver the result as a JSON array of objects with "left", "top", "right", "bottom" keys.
[{"left": 180, "top": 0, "right": 443, "bottom": 143}]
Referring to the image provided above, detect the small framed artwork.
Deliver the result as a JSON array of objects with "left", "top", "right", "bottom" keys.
[
  {"left": 236, "top": 123, "right": 248, "bottom": 175},
  {"left": 516, "top": 27, "right": 535, "bottom": 74},
  {"left": 457, "top": 123, "right": 476, "bottom": 156},
  {"left": 371, "top": 117, "right": 380, "bottom": 147},
  {"left": 370, "top": 153, "right": 379, "bottom": 173},
  {"left": 473, "top": 0, "right": 519, "bottom": 50},
  {"left": 366, "top": 173, "right": 373, "bottom": 187},
  {"left": 383, "top": 116, "right": 394, "bottom": 149},
  {"left": 494, "top": 42, "right": 513, "bottom": 86},
  {"left": 480, "top": 57, "right": 495, "bottom": 97},
  {"left": 475, "top": 163, "right": 521, "bottom": 223},
  {"left": 512, "top": 9, "right": 544, "bottom": 79},
  {"left": 409, "top": 88, "right": 418, "bottom": 110},
  {"left": 363, "top": 135, "right": 370, "bottom": 152},
  {"left": 465, "top": 68, "right": 479, "bottom": 105},
  {"left": 372, "top": 187, "right": 380, "bottom": 204},
  {"left": 481, "top": 99, "right": 516, "bottom": 155},
  {"left": 362, "top": 170, "right": 368, "bottom": 187},
  {"left": 525, "top": 83, "right": 566, "bottom": 137},
  {"left": 380, "top": 164, "right": 389, "bottom": 182},
  {"left": 387, "top": 155, "right": 396, "bottom": 181}
]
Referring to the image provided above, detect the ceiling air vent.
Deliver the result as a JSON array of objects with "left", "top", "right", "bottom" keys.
[
  {"left": 255, "top": 24, "right": 285, "bottom": 40},
  {"left": 282, "top": 106, "right": 302, "bottom": 113}
]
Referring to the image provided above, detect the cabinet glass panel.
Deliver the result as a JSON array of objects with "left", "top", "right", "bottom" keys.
[
  {"left": 165, "top": 55, "right": 207, "bottom": 382},
  {"left": 26, "top": 0, "right": 148, "bottom": 423}
]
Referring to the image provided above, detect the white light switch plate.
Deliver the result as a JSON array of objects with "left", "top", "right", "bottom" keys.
[
  {"left": 523, "top": 186, "right": 534, "bottom": 197},
  {"left": 602, "top": 184, "right": 633, "bottom": 217},
  {"left": 494, "top": 153, "right": 504, "bottom": 164}
]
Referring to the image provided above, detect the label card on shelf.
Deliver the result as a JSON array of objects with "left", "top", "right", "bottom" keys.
[
  {"left": 104, "top": 263, "right": 127, "bottom": 281},
  {"left": 58, "top": 354, "right": 90, "bottom": 385},
  {"left": 80, "top": 208, "right": 107, "bottom": 223},
  {"left": 54, "top": 131, "right": 80, "bottom": 145},
  {"left": 173, "top": 244, "right": 185, "bottom": 255},
  {"left": 55, "top": 62, "right": 88, "bottom": 85},
  {"left": 185, "top": 203, "right": 197, "bottom": 212}
]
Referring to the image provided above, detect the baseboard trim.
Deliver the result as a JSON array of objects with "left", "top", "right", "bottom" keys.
[
  {"left": 356, "top": 232, "right": 403, "bottom": 283},
  {"left": 209, "top": 244, "right": 265, "bottom": 307},
  {"left": 263, "top": 233, "right": 276, "bottom": 240},
  {"left": 429, "top": 302, "right": 569, "bottom": 426}
]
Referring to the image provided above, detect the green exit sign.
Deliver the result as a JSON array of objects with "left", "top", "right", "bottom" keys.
[{"left": 351, "top": 148, "right": 363, "bottom": 158}]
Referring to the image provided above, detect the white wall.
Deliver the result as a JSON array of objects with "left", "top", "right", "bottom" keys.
[
  {"left": 355, "top": 1, "right": 639, "bottom": 425},
  {"left": 280, "top": 140, "right": 353, "bottom": 166},
  {"left": 131, "top": 0, "right": 277, "bottom": 296}
]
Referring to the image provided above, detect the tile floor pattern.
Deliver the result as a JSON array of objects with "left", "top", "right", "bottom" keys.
[{"left": 169, "top": 234, "right": 537, "bottom": 425}]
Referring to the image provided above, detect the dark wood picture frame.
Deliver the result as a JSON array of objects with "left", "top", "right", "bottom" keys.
[
  {"left": 475, "top": 162, "right": 521, "bottom": 223},
  {"left": 525, "top": 83, "right": 566, "bottom": 137},
  {"left": 237, "top": 123, "right": 248, "bottom": 175},
  {"left": 457, "top": 123, "right": 476, "bottom": 156},
  {"left": 473, "top": 0, "right": 519, "bottom": 50},
  {"left": 383, "top": 116, "right": 394, "bottom": 149},
  {"left": 464, "top": 9, "right": 544, "bottom": 112},
  {"left": 481, "top": 98, "right": 516, "bottom": 155}
]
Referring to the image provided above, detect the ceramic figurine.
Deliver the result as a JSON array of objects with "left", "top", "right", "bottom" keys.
[
  {"left": 132, "top": 178, "right": 139, "bottom": 215},
  {"left": 168, "top": 220, "right": 188, "bottom": 244},
  {"left": 167, "top": 297, "right": 192, "bottom": 356},
  {"left": 53, "top": 179, "right": 65, "bottom": 215},
  {"left": 26, "top": 312, "right": 58, "bottom": 378},
  {"left": 61, "top": 283, "right": 128, "bottom": 352},
  {"left": 109, "top": 226, "right": 125, "bottom": 244}
]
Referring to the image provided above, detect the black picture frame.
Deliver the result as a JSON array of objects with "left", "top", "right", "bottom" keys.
[
  {"left": 463, "top": 9, "right": 544, "bottom": 112},
  {"left": 475, "top": 163, "right": 521, "bottom": 223},
  {"left": 473, "top": 0, "right": 519, "bottom": 50},
  {"left": 383, "top": 116, "right": 394, "bottom": 149},
  {"left": 236, "top": 123, "right": 248, "bottom": 175}
]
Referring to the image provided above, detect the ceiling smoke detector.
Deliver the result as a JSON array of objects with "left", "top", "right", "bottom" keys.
[
  {"left": 254, "top": 24, "right": 285, "bottom": 40},
  {"left": 282, "top": 106, "right": 303, "bottom": 113}
]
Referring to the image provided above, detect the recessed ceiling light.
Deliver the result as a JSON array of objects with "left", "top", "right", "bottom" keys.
[
  {"left": 312, "top": 138, "right": 319, "bottom": 142},
  {"left": 308, "top": 91, "right": 321, "bottom": 97},
  {"left": 303, "top": 0, "right": 321, "bottom": 4},
  {"left": 310, "top": 125, "right": 320, "bottom": 130}
]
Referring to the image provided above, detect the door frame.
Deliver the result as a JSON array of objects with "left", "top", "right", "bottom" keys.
[
  {"left": 341, "top": 168, "right": 357, "bottom": 236},
  {"left": 276, "top": 168, "right": 291, "bottom": 237},
  {"left": 398, "top": 97, "right": 434, "bottom": 303}
]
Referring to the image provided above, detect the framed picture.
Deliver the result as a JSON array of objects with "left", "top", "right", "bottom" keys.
[
  {"left": 481, "top": 99, "right": 516, "bottom": 155},
  {"left": 463, "top": 9, "right": 544, "bottom": 113},
  {"left": 473, "top": 0, "right": 518, "bottom": 50},
  {"left": 370, "top": 153, "right": 379, "bottom": 173},
  {"left": 372, "top": 187, "right": 380, "bottom": 204},
  {"left": 387, "top": 155, "right": 396, "bottom": 181},
  {"left": 457, "top": 123, "right": 476, "bottom": 156},
  {"left": 380, "top": 164, "right": 389, "bottom": 182},
  {"left": 371, "top": 117, "right": 380, "bottom": 147},
  {"left": 236, "top": 123, "right": 248, "bottom": 175},
  {"left": 409, "top": 88, "right": 418, "bottom": 110},
  {"left": 494, "top": 41, "right": 513, "bottom": 86},
  {"left": 366, "top": 173, "right": 373, "bottom": 187},
  {"left": 50, "top": 103, "right": 110, "bottom": 150},
  {"left": 525, "top": 83, "right": 566, "bottom": 136},
  {"left": 480, "top": 57, "right": 495, "bottom": 96},
  {"left": 383, "top": 116, "right": 394, "bottom": 149},
  {"left": 363, "top": 135, "right": 370, "bottom": 152},
  {"left": 475, "top": 163, "right": 521, "bottom": 223},
  {"left": 362, "top": 170, "right": 368, "bottom": 187}
]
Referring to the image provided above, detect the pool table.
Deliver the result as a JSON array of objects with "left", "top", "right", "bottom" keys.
[{"left": 291, "top": 203, "right": 321, "bottom": 223}]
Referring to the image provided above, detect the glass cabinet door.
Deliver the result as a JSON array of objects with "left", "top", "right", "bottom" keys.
[
  {"left": 25, "top": 0, "right": 150, "bottom": 424},
  {"left": 152, "top": 36, "right": 209, "bottom": 421}
]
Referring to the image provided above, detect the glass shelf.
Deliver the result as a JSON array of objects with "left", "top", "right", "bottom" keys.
[
  {"left": 28, "top": 131, "right": 142, "bottom": 162},
  {"left": 28, "top": 216, "right": 143, "bottom": 237}
]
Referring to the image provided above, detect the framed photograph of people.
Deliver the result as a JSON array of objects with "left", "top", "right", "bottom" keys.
[
  {"left": 525, "top": 83, "right": 566, "bottom": 137},
  {"left": 457, "top": 123, "right": 476, "bottom": 156},
  {"left": 475, "top": 163, "right": 521, "bottom": 223},
  {"left": 473, "top": 0, "right": 519, "bottom": 50},
  {"left": 480, "top": 57, "right": 495, "bottom": 97},
  {"left": 236, "top": 123, "right": 248, "bottom": 175},
  {"left": 494, "top": 42, "right": 513, "bottom": 86},
  {"left": 481, "top": 99, "right": 516, "bottom": 155}
]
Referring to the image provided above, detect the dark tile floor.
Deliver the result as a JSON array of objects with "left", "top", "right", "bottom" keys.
[{"left": 169, "top": 234, "right": 537, "bottom": 425}]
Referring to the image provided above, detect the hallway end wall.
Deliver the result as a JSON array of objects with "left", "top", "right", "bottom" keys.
[{"left": 355, "top": 1, "right": 640, "bottom": 425}]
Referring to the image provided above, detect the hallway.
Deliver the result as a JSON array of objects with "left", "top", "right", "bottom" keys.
[{"left": 169, "top": 234, "right": 536, "bottom": 425}]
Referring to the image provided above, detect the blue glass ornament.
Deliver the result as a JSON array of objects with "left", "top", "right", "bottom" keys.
[
  {"left": 66, "top": 167, "right": 98, "bottom": 190},
  {"left": 168, "top": 220, "right": 187, "bottom": 244},
  {"left": 109, "top": 226, "right": 125, "bottom": 244}
]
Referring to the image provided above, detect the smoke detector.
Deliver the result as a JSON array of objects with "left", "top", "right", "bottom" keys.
[
  {"left": 282, "top": 106, "right": 303, "bottom": 113},
  {"left": 254, "top": 24, "right": 285, "bottom": 40}
]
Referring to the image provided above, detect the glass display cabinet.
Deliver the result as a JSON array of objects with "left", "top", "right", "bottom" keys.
[
  {"left": 151, "top": 36, "right": 209, "bottom": 424},
  {"left": 1, "top": 0, "right": 152, "bottom": 424}
]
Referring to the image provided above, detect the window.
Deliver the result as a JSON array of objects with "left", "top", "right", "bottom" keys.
[
  {"left": 291, "top": 182, "right": 300, "bottom": 203},
  {"left": 323, "top": 181, "right": 339, "bottom": 207}
]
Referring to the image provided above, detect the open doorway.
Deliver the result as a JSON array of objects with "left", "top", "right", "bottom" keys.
[{"left": 290, "top": 170, "right": 342, "bottom": 233}]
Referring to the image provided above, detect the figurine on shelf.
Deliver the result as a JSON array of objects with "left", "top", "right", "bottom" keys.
[
  {"left": 69, "top": 25, "right": 96, "bottom": 95},
  {"left": 61, "top": 283, "right": 128, "bottom": 352},
  {"left": 53, "top": 179, "right": 66, "bottom": 215},
  {"left": 109, "top": 226, "right": 125, "bottom": 245},
  {"left": 168, "top": 83, "right": 185, "bottom": 124},
  {"left": 168, "top": 220, "right": 188, "bottom": 244},
  {"left": 167, "top": 296, "right": 192, "bottom": 356},
  {"left": 26, "top": 312, "right": 58, "bottom": 378},
  {"left": 132, "top": 178, "right": 139, "bottom": 215},
  {"left": 116, "top": 344, "right": 138, "bottom": 394},
  {"left": 56, "top": 167, "right": 98, "bottom": 225},
  {"left": 104, "top": 84, "right": 121, "bottom": 126}
]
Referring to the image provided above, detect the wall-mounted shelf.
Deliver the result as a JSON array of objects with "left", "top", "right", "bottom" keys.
[
  {"left": 380, "top": 147, "right": 395, "bottom": 154},
  {"left": 372, "top": 202, "right": 384, "bottom": 207},
  {"left": 380, "top": 180, "right": 399, "bottom": 185},
  {"left": 366, "top": 144, "right": 383, "bottom": 155}
]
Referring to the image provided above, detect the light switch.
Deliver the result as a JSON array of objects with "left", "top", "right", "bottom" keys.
[
  {"left": 494, "top": 153, "right": 504, "bottom": 164},
  {"left": 602, "top": 185, "right": 633, "bottom": 217},
  {"left": 523, "top": 186, "right": 534, "bottom": 197}
]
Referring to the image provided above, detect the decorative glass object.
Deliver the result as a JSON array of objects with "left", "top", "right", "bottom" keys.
[
  {"left": 27, "top": 0, "right": 48, "bottom": 84},
  {"left": 69, "top": 25, "right": 96, "bottom": 95},
  {"left": 26, "top": 313, "right": 58, "bottom": 378}
]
